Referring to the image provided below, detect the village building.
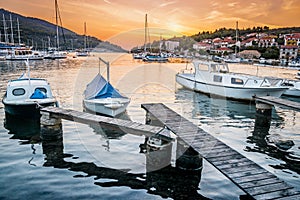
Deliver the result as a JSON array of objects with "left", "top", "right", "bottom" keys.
[
  {"left": 238, "top": 50, "right": 261, "bottom": 59},
  {"left": 258, "top": 36, "right": 278, "bottom": 48},
  {"left": 211, "top": 47, "right": 233, "bottom": 55},
  {"left": 164, "top": 40, "right": 180, "bottom": 51},
  {"left": 193, "top": 42, "right": 212, "bottom": 51},
  {"left": 279, "top": 45, "right": 299, "bottom": 64},
  {"left": 284, "top": 33, "right": 300, "bottom": 46}
]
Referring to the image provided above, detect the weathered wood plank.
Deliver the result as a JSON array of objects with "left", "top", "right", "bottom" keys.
[
  {"left": 141, "top": 103, "right": 300, "bottom": 200},
  {"left": 275, "top": 194, "right": 300, "bottom": 200},
  {"left": 239, "top": 177, "right": 283, "bottom": 189},
  {"left": 253, "top": 188, "right": 300, "bottom": 200},
  {"left": 232, "top": 172, "right": 276, "bottom": 184},
  {"left": 41, "top": 107, "right": 165, "bottom": 138},
  {"left": 227, "top": 168, "right": 268, "bottom": 179},
  {"left": 255, "top": 96, "right": 300, "bottom": 112},
  {"left": 245, "top": 182, "right": 293, "bottom": 196}
]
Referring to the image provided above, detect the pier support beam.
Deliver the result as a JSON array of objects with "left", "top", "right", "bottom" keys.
[
  {"left": 255, "top": 101, "right": 273, "bottom": 117},
  {"left": 40, "top": 111, "right": 62, "bottom": 141}
]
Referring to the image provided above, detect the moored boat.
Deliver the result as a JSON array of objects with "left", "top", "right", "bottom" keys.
[
  {"left": 282, "top": 80, "right": 300, "bottom": 97},
  {"left": 83, "top": 58, "right": 130, "bottom": 117},
  {"left": 2, "top": 61, "right": 58, "bottom": 119},
  {"left": 176, "top": 60, "right": 289, "bottom": 101},
  {"left": 5, "top": 47, "right": 44, "bottom": 60}
]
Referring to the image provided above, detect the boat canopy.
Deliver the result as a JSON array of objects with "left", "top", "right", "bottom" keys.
[
  {"left": 30, "top": 89, "right": 47, "bottom": 99},
  {"left": 84, "top": 74, "right": 124, "bottom": 100}
]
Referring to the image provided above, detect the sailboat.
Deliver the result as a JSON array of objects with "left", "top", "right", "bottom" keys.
[
  {"left": 76, "top": 22, "right": 90, "bottom": 57},
  {"left": 44, "top": 0, "right": 67, "bottom": 60},
  {"left": 83, "top": 57, "right": 130, "bottom": 117}
]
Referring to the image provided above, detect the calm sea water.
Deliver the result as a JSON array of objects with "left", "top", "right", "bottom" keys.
[{"left": 0, "top": 53, "right": 299, "bottom": 200}]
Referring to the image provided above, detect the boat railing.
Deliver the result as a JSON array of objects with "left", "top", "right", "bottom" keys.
[{"left": 179, "top": 68, "right": 194, "bottom": 74}]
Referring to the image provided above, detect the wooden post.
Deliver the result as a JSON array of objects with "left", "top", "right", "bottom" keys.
[
  {"left": 255, "top": 101, "right": 273, "bottom": 117},
  {"left": 40, "top": 111, "right": 62, "bottom": 141},
  {"left": 176, "top": 139, "right": 203, "bottom": 171}
]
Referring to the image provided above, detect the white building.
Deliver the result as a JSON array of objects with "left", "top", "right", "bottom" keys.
[
  {"left": 279, "top": 45, "right": 298, "bottom": 64},
  {"left": 164, "top": 40, "right": 180, "bottom": 51}
]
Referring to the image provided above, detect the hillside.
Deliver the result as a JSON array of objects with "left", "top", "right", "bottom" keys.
[{"left": 0, "top": 8, "right": 126, "bottom": 52}]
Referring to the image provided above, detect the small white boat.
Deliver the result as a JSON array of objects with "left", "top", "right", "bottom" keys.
[
  {"left": 282, "top": 80, "right": 300, "bottom": 97},
  {"left": 143, "top": 54, "right": 168, "bottom": 62},
  {"left": 176, "top": 60, "right": 288, "bottom": 101},
  {"left": 83, "top": 58, "right": 130, "bottom": 117},
  {"left": 288, "top": 60, "right": 300, "bottom": 67},
  {"left": 2, "top": 61, "right": 58, "bottom": 119},
  {"left": 44, "top": 50, "right": 67, "bottom": 60},
  {"left": 76, "top": 50, "right": 89, "bottom": 57},
  {"left": 296, "top": 71, "right": 300, "bottom": 80}
]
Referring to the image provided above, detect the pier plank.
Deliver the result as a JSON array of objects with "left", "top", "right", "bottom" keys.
[
  {"left": 255, "top": 96, "right": 300, "bottom": 112},
  {"left": 141, "top": 103, "right": 300, "bottom": 200},
  {"left": 41, "top": 107, "right": 165, "bottom": 138}
]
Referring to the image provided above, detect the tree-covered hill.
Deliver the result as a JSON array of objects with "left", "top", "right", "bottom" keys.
[{"left": 0, "top": 8, "right": 126, "bottom": 52}]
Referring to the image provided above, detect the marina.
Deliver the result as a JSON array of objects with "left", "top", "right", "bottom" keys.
[{"left": 0, "top": 53, "right": 299, "bottom": 199}]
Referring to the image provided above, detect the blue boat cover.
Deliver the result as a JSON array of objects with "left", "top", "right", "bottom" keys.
[
  {"left": 30, "top": 89, "right": 47, "bottom": 99},
  {"left": 84, "top": 74, "right": 124, "bottom": 100}
]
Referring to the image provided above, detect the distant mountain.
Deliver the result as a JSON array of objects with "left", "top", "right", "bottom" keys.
[{"left": 0, "top": 8, "right": 127, "bottom": 52}]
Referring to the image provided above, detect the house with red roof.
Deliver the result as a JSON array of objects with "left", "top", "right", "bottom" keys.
[
  {"left": 211, "top": 47, "right": 233, "bottom": 55},
  {"left": 258, "top": 36, "right": 278, "bottom": 48},
  {"left": 284, "top": 33, "right": 300, "bottom": 46}
]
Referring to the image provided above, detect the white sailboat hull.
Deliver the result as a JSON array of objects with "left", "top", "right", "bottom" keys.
[{"left": 83, "top": 97, "right": 130, "bottom": 117}]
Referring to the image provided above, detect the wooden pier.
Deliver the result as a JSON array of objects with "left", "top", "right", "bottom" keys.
[
  {"left": 255, "top": 96, "right": 300, "bottom": 112},
  {"left": 142, "top": 103, "right": 300, "bottom": 200},
  {"left": 40, "top": 107, "right": 167, "bottom": 138}
]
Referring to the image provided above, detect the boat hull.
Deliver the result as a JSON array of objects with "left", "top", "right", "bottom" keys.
[
  {"left": 176, "top": 74, "right": 287, "bottom": 101},
  {"left": 83, "top": 97, "right": 130, "bottom": 117},
  {"left": 283, "top": 88, "right": 300, "bottom": 97},
  {"left": 3, "top": 100, "right": 58, "bottom": 119}
]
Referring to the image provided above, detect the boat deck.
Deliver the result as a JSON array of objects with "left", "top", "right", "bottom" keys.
[{"left": 141, "top": 103, "right": 300, "bottom": 200}]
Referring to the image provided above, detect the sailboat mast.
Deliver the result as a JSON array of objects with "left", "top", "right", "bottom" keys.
[
  {"left": 84, "top": 22, "right": 87, "bottom": 50},
  {"left": 55, "top": 0, "right": 59, "bottom": 50},
  {"left": 2, "top": 14, "right": 8, "bottom": 44},
  {"left": 9, "top": 14, "right": 14, "bottom": 44},
  {"left": 144, "top": 14, "right": 147, "bottom": 52},
  {"left": 235, "top": 21, "right": 238, "bottom": 57},
  {"left": 17, "top": 18, "right": 21, "bottom": 45}
]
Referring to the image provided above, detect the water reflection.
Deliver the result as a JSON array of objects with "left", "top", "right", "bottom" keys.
[
  {"left": 4, "top": 112, "right": 41, "bottom": 143},
  {"left": 246, "top": 112, "right": 300, "bottom": 174},
  {"left": 4, "top": 112, "right": 208, "bottom": 200},
  {"left": 176, "top": 88, "right": 300, "bottom": 174},
  {"left": 41, "top": 134, "right": 207, "bottom": 200}
]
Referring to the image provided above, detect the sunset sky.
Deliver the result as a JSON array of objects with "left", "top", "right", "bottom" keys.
[{"left": 1, "top": 0, "right": 300, "bottom": 49}]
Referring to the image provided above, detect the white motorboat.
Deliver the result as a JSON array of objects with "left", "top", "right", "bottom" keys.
[
  {"left": 176, "top": 60, "right": 288, "bottom": 101},
  {"left": 282, "top": 80, "right": 300, "bottom": 97},
  {"left": 83, "top": 58, "right": 130, "bottom": 117},
  {"left": 5, "top": 48, "right": 44, "bottom": 60},
  {"left": 2, "top": 61, "right": 58, "bottom": 119},
  {"left": 44, "top": 50, "right": 67, "bottom": 59}
]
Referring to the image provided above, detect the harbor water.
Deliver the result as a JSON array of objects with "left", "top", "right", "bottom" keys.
[{"left": 0, "top": 53, "right": 299, "bottom": 199}]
